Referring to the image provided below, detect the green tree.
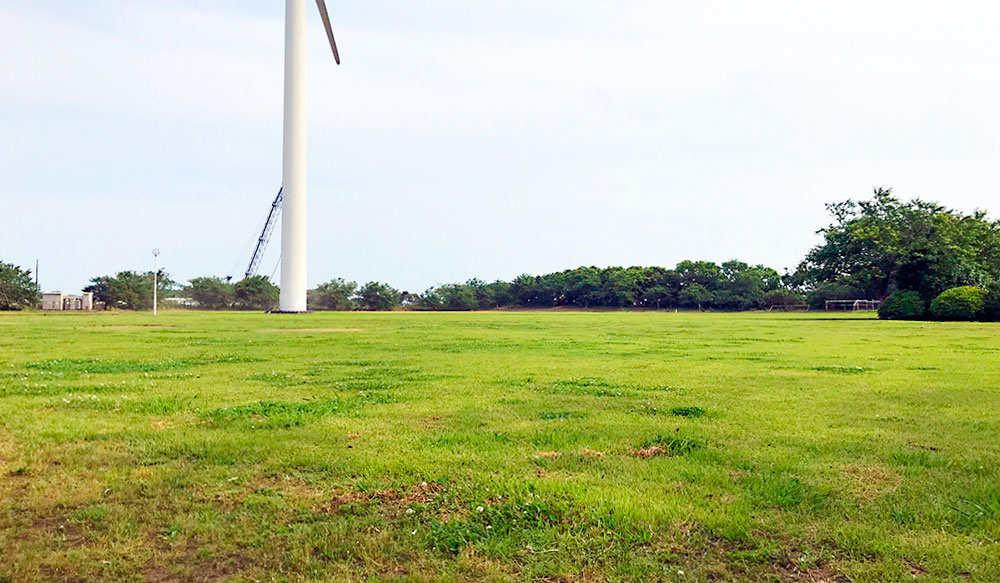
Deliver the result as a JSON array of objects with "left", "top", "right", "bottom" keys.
[
  {"left": 509, "top": 275, "right": 540, "bottom": 306},
  {"left": 599, "top": 267, "right": 640, "bottom": 307},
  {"left": 356, "top": 282, "right": 400, "bottom": 311},
  {"left": 84, "top": 270, "right": 174, "bottom": 310},
  {"left": 764, "top": 289, "right": 806, "bottom": 309},
  {"left": 437, "top": 284, "right": 478, "bottom": 311},
  {"left": 564, "top": 267, "right": 603, "bottom": 307},
  {"left": 233, "top": 276, "right": 279, "bottom": 311},
  {"left": 676, "top": 260, "right": 721, "bottom": 289},
  {"left": 83, "top": 276, "right": 113, "bottom": 306},
  {"left": 797, "top": 188, "right": 1000, "bottom": 301},
  {"left": 638, "top": 267, "right": 681, "bottom": 309},
  {"left": 485, "top": 280, "right": 513, "bottom": 307},
  {"left": 312, "top": 278, "right": 357, "bottom": 311},
  {"left": 467, "top": 279, "right": 496, "bottom": 309},
  {"left": 640, "top": 285, "right": 676, "bottom": 309},
  {"left": 0, "top": 262, "right": 39, "bottom": 310},
  {"left": 414, "top": 287, "right": 445, "bottom": 310},
  {"left": 678, "top": 283, "right": 713, "bottom": 310},
  {"left": 984, "top": 282, "right": 1000, "bottom": 322},
  {"left": 187, "top": 277, "right": 234, "bottom": 310},
  {"left": 108, "top": 271, "right": 152, "bottom": 310}
]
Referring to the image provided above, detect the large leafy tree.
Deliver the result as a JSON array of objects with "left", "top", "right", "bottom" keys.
[
  {"left": 714, "top": 261, "right": 782, "bottom": 310},
  {"left": 0, "top": 261, "right": 39, "bottom": 310},
  {"left": 796, "top": 188, "right": 1000, "bottom": 301},
  {"left": 84, "top": 270, "right": 176, "bottom": 310},
  {"left": 187, "top": 277, "right": 234, "bottom": 310},
  {"left": 678, "top": 283, "right": 713, "bottom": 310},
  {"left": 438, "top": 284, "right": 478, "bottom": 311},
  {"left": 311, "top": 278, "right": 357, "bottom": 311},
  {"left": 356, "top": 282, "right": 401, "bottom": 311},
  {"left": 466, "top": 279, "right": 497, "bottom": 309},
  {"left": 564, "top": 267, "right": 603, "bottom": 307},
  {"left": 85, "top": 271, "right": 145, "bottom": 310},
  {"left": 233, "top": 276, "right": 279, "bottom": 311}
]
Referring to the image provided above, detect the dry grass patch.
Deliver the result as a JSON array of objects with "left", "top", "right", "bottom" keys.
[
  {"left": 632, "top": 445, "right": 669, "bottom": 459},
  {"left": 330, "top": 481, "right": 444, "bottom": 513},
  {"left": 89, "top": 325, "right": 174, "bottom": 330},
  {"left": 840, "top": 463, "right": 903, "bottom": 501}
]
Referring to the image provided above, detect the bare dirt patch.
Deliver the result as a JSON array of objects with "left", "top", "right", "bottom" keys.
[
  {"left": 144, "top": 545, "right": 252, "bottom": 583},
  {"left": 771, "top": 561, "right": 848, "bottom": 582},
  {"left": 905, "top": 559, "right": 928, "bottom": 577},
  {"left": 28, "top": 516, "right": 86, "bottom": 548},
  {"left": 259, "top": 328, "right": 365, "bottom": 333}
]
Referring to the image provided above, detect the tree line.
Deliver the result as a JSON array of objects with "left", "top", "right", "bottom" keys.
[{"left": 3, "top": 189, "right": 999, "bottom": 314}]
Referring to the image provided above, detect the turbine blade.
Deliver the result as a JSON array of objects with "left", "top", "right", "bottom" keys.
[{"left": 314, "top": 0, "right": 341, "bottom": 64}]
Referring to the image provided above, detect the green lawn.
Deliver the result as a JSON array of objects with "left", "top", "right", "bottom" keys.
[{"left": 1, "top": 310, "right": 998, "bottom": 582}]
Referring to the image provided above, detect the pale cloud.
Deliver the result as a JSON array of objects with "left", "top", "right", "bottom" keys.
[{"left": 2, "top": 1, "right": 998, "bottom": 293}]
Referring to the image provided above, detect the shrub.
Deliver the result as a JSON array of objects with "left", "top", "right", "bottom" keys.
[
  {"left": 929, "top": 286, "right": 987, "bottom": 321},
  {"left": 983, "top": 283, "right": 1000, "bottom": 322},
  {"left": 878, "top": 291, "right": 925, "bottom": 320}
]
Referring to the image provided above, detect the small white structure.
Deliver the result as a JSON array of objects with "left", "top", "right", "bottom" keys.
[
  {"left": 42, "top": 292, "right": 94, "bottom": 311},
  {"left": 825, "top": 299, "right": 881, "bottom": 312}
]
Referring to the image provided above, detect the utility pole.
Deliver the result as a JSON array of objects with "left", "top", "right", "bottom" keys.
[{"left": 152, "top": 249, "right": 160, "bottom": 316}]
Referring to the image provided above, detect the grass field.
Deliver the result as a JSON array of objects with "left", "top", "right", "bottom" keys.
[{"left": 1, "top": 310, "right": 998, "bottom": 582}]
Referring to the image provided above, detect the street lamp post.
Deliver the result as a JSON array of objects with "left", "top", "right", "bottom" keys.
[{"left": 152, "top": 248, "right": 160, "bottom": 316}]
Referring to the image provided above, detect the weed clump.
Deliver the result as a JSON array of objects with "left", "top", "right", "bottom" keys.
[
  {"left": 427, "top": 496, "right": 570, "bottom": 553},
  {"left": 538, "top": 411, "right": 587, "bottom": 420},
  {"left": 549, "top": 378, "right": 630, "bottom": 397},
  {"left": 813, "top": 366, "right": 867, "bottom": 374},
  {"left": 670, "top": 406, "right": 706, "bottom": 418},
  {"left": 203, "top": 394, "right": 394, "bottom": 428}
]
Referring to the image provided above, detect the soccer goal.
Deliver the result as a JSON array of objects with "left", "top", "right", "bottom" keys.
[{"left": 825, "top": 299, "right": 881, "bottom": 312}]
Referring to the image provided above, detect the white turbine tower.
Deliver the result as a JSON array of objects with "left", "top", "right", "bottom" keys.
[{"left": 279, "top": 0, "right": 340, "bottom": 312}]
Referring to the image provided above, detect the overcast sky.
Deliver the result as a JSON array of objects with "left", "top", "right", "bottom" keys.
[{"left": 2, "top": 1, "right": 998, "bottom": 293}]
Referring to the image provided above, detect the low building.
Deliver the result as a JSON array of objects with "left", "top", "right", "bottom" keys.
[{"left": 41, "top": 292, "right": 94, "bottom": 311}]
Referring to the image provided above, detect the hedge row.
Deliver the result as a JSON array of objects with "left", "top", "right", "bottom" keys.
[{"left": 879, "top": 285, "right": 1000, "bottom": 321}]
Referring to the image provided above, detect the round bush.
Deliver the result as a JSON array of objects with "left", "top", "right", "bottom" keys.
[
  {"left": 929, "top": 286, "right": 987, "bottom": 321},
  {"left": 878, "top": 291, "right": 925, "bottom": 320}
]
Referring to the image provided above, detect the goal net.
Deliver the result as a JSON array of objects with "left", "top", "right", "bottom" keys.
[{"left": 824, "top": 299, "right": 881, "bottom": 312}]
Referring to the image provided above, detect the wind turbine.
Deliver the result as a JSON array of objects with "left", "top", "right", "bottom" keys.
[{"left": 279, "top": 0, "right": 340, "bottom": 312}]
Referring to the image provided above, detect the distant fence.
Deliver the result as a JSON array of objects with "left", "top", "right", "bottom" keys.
[{"left": 825, "top": 299, "right": 880, "bottom": 312}]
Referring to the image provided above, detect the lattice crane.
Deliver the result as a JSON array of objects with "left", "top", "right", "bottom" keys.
[{"left": 244, "top": 188, "right": 283, "bottom": 280}]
